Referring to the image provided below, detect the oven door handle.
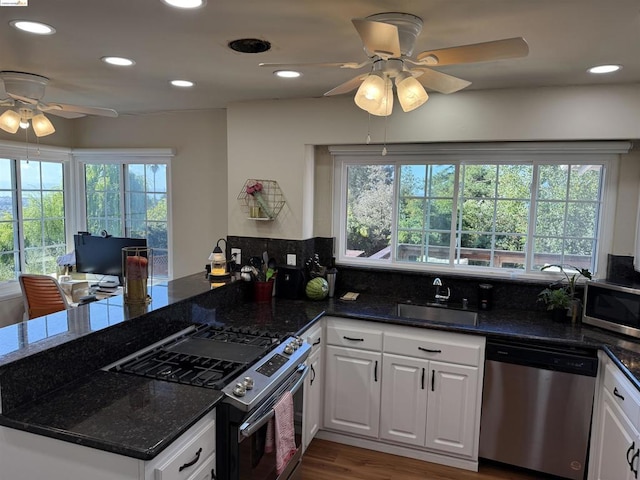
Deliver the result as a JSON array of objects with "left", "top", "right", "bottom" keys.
[{"left": 239, "top": 364, "right": 309, "bottom": 438}]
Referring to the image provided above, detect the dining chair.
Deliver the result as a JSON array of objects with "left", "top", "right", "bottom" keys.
[{"left": 19, "top": 274, "right": 70, "bottom": 320}]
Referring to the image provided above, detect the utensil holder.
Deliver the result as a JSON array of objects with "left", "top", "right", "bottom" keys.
[
  {"left": 122, "top": 246, "right": 152, "bottom": 305},
  {"left": 254, "top": 280, "right": 274, "bottom": 302}
]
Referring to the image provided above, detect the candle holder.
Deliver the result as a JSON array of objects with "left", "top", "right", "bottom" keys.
[{"left": 122, "top": 246, "right": 152, "bottom": 305}]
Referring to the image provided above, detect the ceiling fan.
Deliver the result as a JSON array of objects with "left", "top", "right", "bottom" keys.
[
  {"left": 260, "top": 12, "right": 529, "bottom": 115},
  {"left": 0, "top": 71, "right": 118, "bottom": 137}
]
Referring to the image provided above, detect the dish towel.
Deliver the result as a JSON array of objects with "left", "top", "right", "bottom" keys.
[{"left": 265, "top": 390, "right": 297, "bottom": 474}]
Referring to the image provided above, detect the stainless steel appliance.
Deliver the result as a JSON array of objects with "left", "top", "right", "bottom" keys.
[
  {"left": 107, "top": 324, "right": 311, "bottom": 480},
  {"left": 479, "top": 339, "right": 598, "bottom": 480},
  {"left": 583, "top": 279, "right": 640, "bottom": 339}
]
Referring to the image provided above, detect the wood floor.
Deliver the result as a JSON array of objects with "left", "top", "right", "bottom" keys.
[{"left": 300, "top": 439, "right": 549, "bottom": 480}]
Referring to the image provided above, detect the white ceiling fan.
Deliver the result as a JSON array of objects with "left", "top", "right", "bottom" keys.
[
  {"left": 0, "top": 71, "right": 118, "bottom": 137},
  {"left": 260, "top": 12, "right": 529, "bottom": 115}
]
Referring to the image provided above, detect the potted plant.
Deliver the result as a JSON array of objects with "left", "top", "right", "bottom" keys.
[
  {"left": 538, "top": 286, "right": 572, "bottom": 322},
  {"left": 539, "top": 264, "right": 592, "bottom": 322}
]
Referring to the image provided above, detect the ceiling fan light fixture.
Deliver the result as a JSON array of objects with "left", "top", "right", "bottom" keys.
[
  {"left": 368, "top": 79, "right": 394, "bottom": 116},
  {"left": 10, "top": 20, "right": 56, "bottom": 35},
  {"left": 31, "top": 113, "right": 55, "bottom": 137},
  {"left": 354, "top": 72, "right": 386, "bottom": 114},
  {"left": 396, "top": 73, "right": 429, "bottom": 112},
  {"left": 0, "top": 110, "right": 21, "bottom": 134},
  {"left": 19, "top": 119, "right": 29, "bottom": 130}
]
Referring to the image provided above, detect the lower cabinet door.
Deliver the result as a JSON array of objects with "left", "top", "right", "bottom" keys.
[
  {"left": 379, "top": 353, "right": 428, "bottom": 447},
  {"left": 184, "top": 454, "right": 215, "bottom": 480},
  {"left": 425, "top": 361, "right": 478, "bottom": 457},
  {"left": 324, "top": 345, "right": 381, "bottom": 438},
  {"left": 303, "top": 348, "right": 323, "bottom": 451},
  {"left": 593, "top": 389, "right": 638, "bottom": 480}
]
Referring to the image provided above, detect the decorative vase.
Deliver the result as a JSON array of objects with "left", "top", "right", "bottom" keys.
[{"left": 122, "top": 246, "right": 152, "bottom": 305}]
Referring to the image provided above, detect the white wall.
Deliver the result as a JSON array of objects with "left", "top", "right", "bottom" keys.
[{"left": 73, "top": 110, "right": 228, "bottom": 279}]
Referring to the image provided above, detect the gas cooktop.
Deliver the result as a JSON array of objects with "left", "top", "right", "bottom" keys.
[{"left": 107, "top": 325, "right": 281, "bottom": 390}]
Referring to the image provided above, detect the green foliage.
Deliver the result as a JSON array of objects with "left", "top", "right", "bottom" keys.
[{"left": 538, "top": 286, "right": 571, "bottom": 310}]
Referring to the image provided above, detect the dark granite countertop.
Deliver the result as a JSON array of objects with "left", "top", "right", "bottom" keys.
[{"left": 3, "top": 275, "right": 640, "bottom": 462}]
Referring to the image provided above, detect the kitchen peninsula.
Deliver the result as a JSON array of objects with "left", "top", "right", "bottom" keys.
[{"left": 1, "top": 271, "right": 640, "bottom": 479}]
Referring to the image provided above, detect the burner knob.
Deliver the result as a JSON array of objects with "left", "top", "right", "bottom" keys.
[
  {"left": 294, "top": 336, "right": 304, "bottom": 347},
  {"left": 233, "top": 383, "right": 247, "bottom": 397},
  {"left": 243, "top": 377, "right": 254, "bottom": 390},
  {"left": 284, "top": 343, "right": 295, "bottom": 355}
]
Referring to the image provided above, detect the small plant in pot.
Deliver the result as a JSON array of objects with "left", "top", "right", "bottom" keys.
[
  {"left": 538, "top": 286, "right": 572, "bottom": 322},
  {"left": 538, "top": 264, "right": 592, "bottom": 322}
]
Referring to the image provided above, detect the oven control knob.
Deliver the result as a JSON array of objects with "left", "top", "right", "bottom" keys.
[
  {"left": 294, "top": 336, "right": 304, "bottom": 347},
  {"left": 243, "top": 377, "right": 254, "bottom": 390},
  {"left": 284, "top": 343, "right": 295, "bottom": 355},
  {"left": 233, "top": 383, "right": 247, "bottom": 397}
]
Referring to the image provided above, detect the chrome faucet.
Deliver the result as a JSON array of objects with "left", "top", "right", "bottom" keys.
[{"left": 433, "top": 278, "right": 451, "bottom": 303}]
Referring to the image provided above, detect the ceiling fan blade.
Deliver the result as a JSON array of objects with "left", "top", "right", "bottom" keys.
[
  {"left": 415, "top": 37, "right": 529, "bottom": 66},
  {"left": 259, "top": 61, "right": 367, "bottom": 70},
  {"left": 43, "top": 109, "right": 86, "bottom": 119},
  {"left": 7, "top": 92, "right": 38, "bottom": 105},
  {"left": 0, "top": 98, "right": 15, "bottom": 107},
  {"left": 352, "top": 18, "right": 401, "bottom": 59},
  {"left": 413, "top": 68, "right": 472, "bottom": 94},
  {"left": 40, "top": 102, "right": 118, "bottom": 118},
  {"left": 324, "top": 74, "right": 368, "bottom": 96}
]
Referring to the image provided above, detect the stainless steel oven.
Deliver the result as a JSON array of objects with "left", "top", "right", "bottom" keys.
[
  {"left": 217, "top": 338, "right": 310, "bottom": 480},
  {"left": 583, "top": 280, "right": 640, "bottom": 339}
]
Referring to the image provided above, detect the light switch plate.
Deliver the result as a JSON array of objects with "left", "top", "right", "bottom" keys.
[
  {"left": 231, "top": 248, "right": 241, "bottom": 266},
  {"left": 286, "top": 254, "right": 296, "bottom": 266}
]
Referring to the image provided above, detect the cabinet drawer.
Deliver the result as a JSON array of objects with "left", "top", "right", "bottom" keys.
[
  {"left": 155, "top": 419, "right": 215, "bottom": 480},
  {"left": 185, "top": 454, "right": 215, "bottom": 480},
  {"left": 603, "top": 361, "right": 640, "bottom": 424},
  {"left": 326, "top": 318, "right": 383, "bottom": 351},
  {"left": 304, "top": 324, "right": 323, "bottom": 354},
  {"left": 384, "top": 327, "right": 483, "bottom": 366}
]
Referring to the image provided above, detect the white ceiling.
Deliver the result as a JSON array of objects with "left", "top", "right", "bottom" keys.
[{"left": 0, "top": 0, "right": 639, "bottom": 117}]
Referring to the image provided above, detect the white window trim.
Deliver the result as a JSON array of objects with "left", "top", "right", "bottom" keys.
[
  {"left": 330, "top": 141, "right": 630, "bottom": 282},
  {"left": 72, "top": 148, "right": 175, "bottom": 279}
]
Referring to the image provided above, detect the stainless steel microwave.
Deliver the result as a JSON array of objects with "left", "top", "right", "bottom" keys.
[{"left": 583, "top": 280, "right": 640, "bottom": 339}]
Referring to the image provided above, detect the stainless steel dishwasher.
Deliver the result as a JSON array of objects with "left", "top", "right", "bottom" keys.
[{"left": 479, "top": 339, "right": 598, "bottom": 480}]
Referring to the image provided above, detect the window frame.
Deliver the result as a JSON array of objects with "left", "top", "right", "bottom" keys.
[
  {"left": 331, "top": 142, "right": 628, "bottom": 281},
  {"left": 73, "top": 148, "right": 174, "bottom": 280}
]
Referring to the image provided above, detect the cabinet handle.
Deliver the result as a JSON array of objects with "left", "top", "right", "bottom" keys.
[
  {"left": 313, "top": 338, "right": 321, "bottom": 346},
  {"left": 431, "top": 369, "right": 435, "bottom": 392},
  {"left": 630, "top": 445, "right": 640, "bottom": 478},
  {"left": 310, "top": 364, "right": 316, "bottom": 386},
  {"left": 211, "top": 468, "right": 218, "bottom": 479},
  {"left": 418, "top": 347, "right": 442, "bottom": 354},
  {"left": 343, "top": 336, "right": 364, "bottom": 342},
  {"left": 179, "top": 447, "right": 202, "bottom": 472},
  {"left": 421, "top": 368, "right": 425, "bottom": 390},
  {"left": 614, "top": 387, "right": 626, "bottom": 401},
  {"left": 374, "top": 360, "right": 378, "bottom": 382},
  {"left": 628, "top": 442, "right": 635, "bottom": 467}
]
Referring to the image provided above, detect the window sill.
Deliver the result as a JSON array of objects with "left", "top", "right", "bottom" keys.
[{"left": 0, "top": 282, "right": 22, "bottom": 302}]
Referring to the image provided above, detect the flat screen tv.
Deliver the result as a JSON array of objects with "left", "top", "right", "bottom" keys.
[{"left": 74, "top": 233, "right": 147, "bottom": 285}]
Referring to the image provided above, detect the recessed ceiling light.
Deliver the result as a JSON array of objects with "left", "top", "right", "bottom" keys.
[
  {"left": 161, "top": 0, "right": 206, "bottom": 8},
  {"left": 170, "top": 79, "right": 195, "bottom": 88},
  {"left": 274, "top": 70, "right": 302, "bottom": 79},
  {"left": 101, "top": 56, "right": 136, "bottom": 67},
  {"left": 10, "top": 20, "right": 56, "bottom": 35},
  {"left": 588, "top": 64, "right": 622, "bottom": 74}
]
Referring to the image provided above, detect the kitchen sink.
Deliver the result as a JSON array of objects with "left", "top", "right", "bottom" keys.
[{"left": 396, "top": 302, "right": 478, "bottom": 326}]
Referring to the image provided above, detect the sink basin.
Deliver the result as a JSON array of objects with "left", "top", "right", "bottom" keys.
[{"left": 396, "top": 303, "right": 478, "bottom": 326}]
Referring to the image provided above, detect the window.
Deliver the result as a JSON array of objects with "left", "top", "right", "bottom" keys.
[
  {"left": 332, "top": 143, "right": 627, "bottom": 278},
  {"left": 0, "top": 154, "right": 69, "bottom": 282},
  {"left": 75, "top": 150, "right": 173, "bottom": 280}
]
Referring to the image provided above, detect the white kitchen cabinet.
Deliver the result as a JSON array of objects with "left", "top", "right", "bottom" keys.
[
  {"left": 321, "top": 316, "right": 485, "bottom": 468},
  {"left": 589, "top": 356, "right": 640, "bottom": 480},
  {"left": 324, "top": 344, "right": 382, "bottom": 438},
  {"left": 380, "top": 327, "right": 483, "bottom": 459},
  {"left": 424, "top": 360, "right": 478, "bottom": 457},
  {"left": 379, "top": 353, "right": 428, "bottom": 447},
  {"left": 0, "top": 410, "right": 216, "bottom": 480},
  {"left": 302, "top": 323, "right": 324, "bottom": 452}
]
